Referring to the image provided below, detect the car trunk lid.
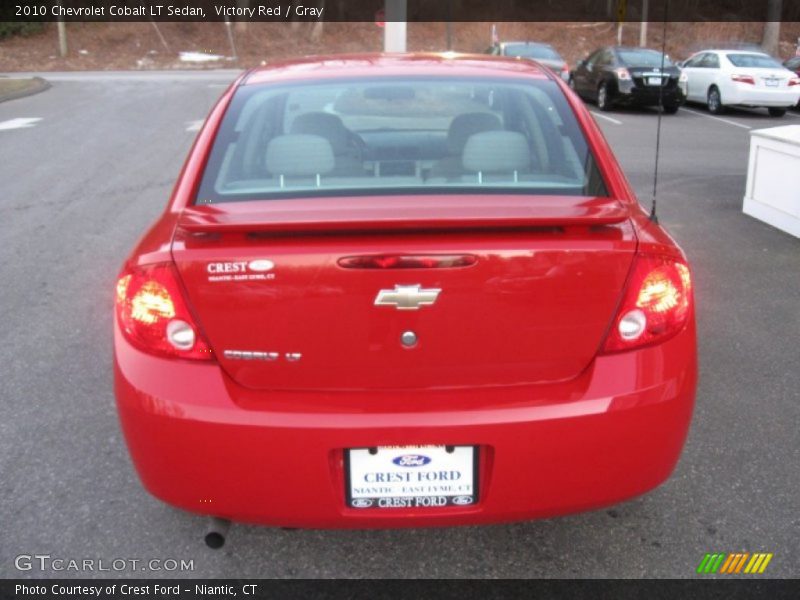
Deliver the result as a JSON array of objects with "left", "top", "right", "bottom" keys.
[
  {"left": 745, "top": 67, "right": 794, "bottom": 89},
  {"left": 172, "top": 195, "right": 637, "bottom": 391}
]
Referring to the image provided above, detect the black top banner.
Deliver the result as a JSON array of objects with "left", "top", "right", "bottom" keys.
[{"left": 3, "top": 0, "right": 800, "bottom": 23}]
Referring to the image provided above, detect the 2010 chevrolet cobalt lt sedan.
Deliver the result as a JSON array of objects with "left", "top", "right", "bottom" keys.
[{"left": 114, "top": 54, "right": 696, "bottom": 528}]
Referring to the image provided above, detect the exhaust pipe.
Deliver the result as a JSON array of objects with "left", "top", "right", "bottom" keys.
[{"left": 204, "top": 517, "right": 231, "bottom": 549}]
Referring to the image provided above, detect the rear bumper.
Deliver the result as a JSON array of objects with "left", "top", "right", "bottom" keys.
[
  {"left": 724, "top": 84, "right": 800, "bottom": 108},
  {"left": 114, "top": 322, "right": 697, "bottom": 528},
  {"left": 617, "top": 83, "right": 684, "bottom": 107}
]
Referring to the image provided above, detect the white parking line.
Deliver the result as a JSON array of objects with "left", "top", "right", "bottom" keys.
[
  {"left": 591, "top": 111, "right": 623, "bottom": 125},
  {"left": 2, "top": 70, "right": 242, "bottom": 82},
  {"left": 0, "top": 117, "right": 42, "bottom": 131},
  {"left": 185, "top": 120, "right": 204, "bottom": 132},
  {"left": 680, "top": 107, "right": 752, "bottom": 130}
]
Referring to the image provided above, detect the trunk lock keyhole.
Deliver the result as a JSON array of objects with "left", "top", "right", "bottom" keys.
[{"left": 401, "top": 331, "right": 417, "bottom": 348}]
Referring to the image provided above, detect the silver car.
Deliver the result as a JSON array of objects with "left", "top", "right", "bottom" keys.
[{"left": 488, "top": 41, "right": 570, "bottom": 81}]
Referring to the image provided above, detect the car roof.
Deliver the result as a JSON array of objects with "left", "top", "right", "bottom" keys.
[
  {"left": 500, "top": 41, "right": 554, "bottom": 48},
  {"left": 613, "top": 46, "right": 661, "bottom": 52},
  {"left": 587, "top": 46, "right": 664, "bottom": 54},
  {"left": 244, "top": 53, "right": 551, "bottom": 86},
  {"left": 695, "top": 49, "right": 770, "bottom": 55}
]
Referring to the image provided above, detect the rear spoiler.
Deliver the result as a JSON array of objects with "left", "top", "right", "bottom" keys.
[{"left": 177, "top": 196, "right": 629, "bottom": 234}]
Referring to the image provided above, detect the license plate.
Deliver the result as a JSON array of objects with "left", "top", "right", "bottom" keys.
[
  {"left": 765, "top": 79, "right": 779, "bottom": 87},
  {"left": 345, "top": 445, "right": 478, "bottom": 509},
  {"left": 646, "top": 77, "right": 663, "bottom": 86}
]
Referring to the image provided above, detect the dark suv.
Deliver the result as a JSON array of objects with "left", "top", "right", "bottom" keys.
[{"left": 570, "top": 46, "right": 684, "bottom": 113}]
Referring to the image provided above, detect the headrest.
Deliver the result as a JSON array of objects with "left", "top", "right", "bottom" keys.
[
  {"left": 462, "top": 131, "right": 531, "bottom": 174},
  {"left": 265, "top": 134, "right": 334, "bottom": 177},
  {"left": 447, "top": 112, "right": 502, "bottom": 154},
  {"left": 290, "top": 112, "right": 350, "bottom": 153}
]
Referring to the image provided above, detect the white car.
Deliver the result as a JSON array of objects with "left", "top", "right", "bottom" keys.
[{"left": 679, "top": 49, "right": 800, "bottom": 117}]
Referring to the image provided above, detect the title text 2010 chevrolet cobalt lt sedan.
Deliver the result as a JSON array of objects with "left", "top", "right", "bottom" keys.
[{"left": 114, "top": 54, "right": 697, "bottom": 529}]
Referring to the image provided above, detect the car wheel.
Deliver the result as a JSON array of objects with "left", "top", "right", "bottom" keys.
[
  {"left": 663, "top": 104, "right": 679, "bottom": 115},
  {"left": 597, "top": 83, "right": 612, "bottom": 111},
  {"left": 707, "top": 86, "right": 724, "bottom": 114},
  {"left": 768, "top": 108, "right": 786, "bottom": 118}
]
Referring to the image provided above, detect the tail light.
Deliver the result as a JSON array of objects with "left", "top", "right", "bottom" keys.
[
  {"left": 601, "top": 255, "right": 693, "bottom": 353},
  {"left": 789, "top": 77, "right": 800, "bottom": 87},
  {"left": 731, "top": 74, "right": 755, "bottom": 85},
  {"left": 615, "top": 67, "right": 632, "bottom": 81},
  {"left": 115, "top": 263, "right": 213, "bottom": 360}
]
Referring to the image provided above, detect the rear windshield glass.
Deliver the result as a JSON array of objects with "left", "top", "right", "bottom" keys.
[
  {"left": 195, "top": 77, "right": 608, "bottom": 204},
  {"left": 617, "top": 49, "right": 673, "bottom": 67},
  {"left": 726, "top": 53, "right": 782, "bottom": 68},
  {"left": 503, "top": 44, "right": 561, "bottom": 60}
]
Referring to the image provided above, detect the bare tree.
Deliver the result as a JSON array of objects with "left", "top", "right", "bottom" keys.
[
  {"left": 290, "top": 1, "right": 327, "bottom": 42},
  {"left": 56, "top": 0, "right": 67, "bottom": 57},
  {"left": 309, "top": 1, "right": 325, "bottom": 43},
  {"left": 762, "top": 0, "right": 782, "bottom": 56},
  {"left": 235, "top": 0, "right": 249, "bottom": 33}
]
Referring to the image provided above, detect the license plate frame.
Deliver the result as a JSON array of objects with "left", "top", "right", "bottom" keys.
[{"left": 345, "top": 445, "right": 479, "bottom": 509}]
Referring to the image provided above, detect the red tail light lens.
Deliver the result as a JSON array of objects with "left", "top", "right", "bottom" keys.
[
  {"left": 115, "top": 263, "right": 213, "bottom": 360},
  {"left": 731, "top": 74, "right": 755, "bottom": 85},
  {"left": 615, "top": 67, "right": 632, "bottom": 81},
  {"left": 602, "top": 255, "right": 693, "bottom": 353},
  {"left": 789, "top": 77, "right": 800, "bottom": 87}
]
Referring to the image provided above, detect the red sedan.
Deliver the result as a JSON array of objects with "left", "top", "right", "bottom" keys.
[{"left": 114, "top": 54, "right": 696, "bottom": 533}]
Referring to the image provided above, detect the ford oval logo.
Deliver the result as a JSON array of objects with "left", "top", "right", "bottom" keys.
[
  {"left": 248, "top": 259, "right": 274, "bottom": 272},
  {"left": 392, "top": 454, "right": 432, "bottom": 467},
  {"left": 351, "top": 498, "right": 373, "bottom": 508},
  {"left": 452, "top": 495, "right": 473, "bottom": 506}
]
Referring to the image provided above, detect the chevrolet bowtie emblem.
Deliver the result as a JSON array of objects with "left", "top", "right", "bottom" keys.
[{"left": 374, "top": 285, "right": 441, "bottom": 310}]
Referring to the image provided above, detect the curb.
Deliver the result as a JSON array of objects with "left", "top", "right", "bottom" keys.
[{"left": 0, "top": 77, "right": 51, "bottom": 104}]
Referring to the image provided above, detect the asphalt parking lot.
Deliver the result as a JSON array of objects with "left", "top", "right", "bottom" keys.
[{"left": 1, "top": 71, "right": 798, "bottom": 579}]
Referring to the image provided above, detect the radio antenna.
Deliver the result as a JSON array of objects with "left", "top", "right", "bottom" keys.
[{"left": 650, "top": 0, "right": 669, "bottom": 223}]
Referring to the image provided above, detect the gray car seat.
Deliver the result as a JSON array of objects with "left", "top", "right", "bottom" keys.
[
  {"left": 265, "top": 134, "right": 335, "bottom": 187},
  {"left": 290, "top": 112, "right": 365, "bottom": 176},
  {"left": 429, "top": 112, "right": 503, "bottom": 179},
  {"left": 462, "top": 131, "right": 531, "bottom": 182}
]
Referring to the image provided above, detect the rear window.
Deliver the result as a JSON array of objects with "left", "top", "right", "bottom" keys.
[
  {"left": 617, "top": 49, "right": 674, "bottom": 68},
  {"left": 196, "top": 77, "right": 608, "bottom": 204},
  {"left": 503, "top": 44, "right": 561, "bottom": 60},
  {"left": 726, "top": 53, "right": 782, "bottom": 68}
]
